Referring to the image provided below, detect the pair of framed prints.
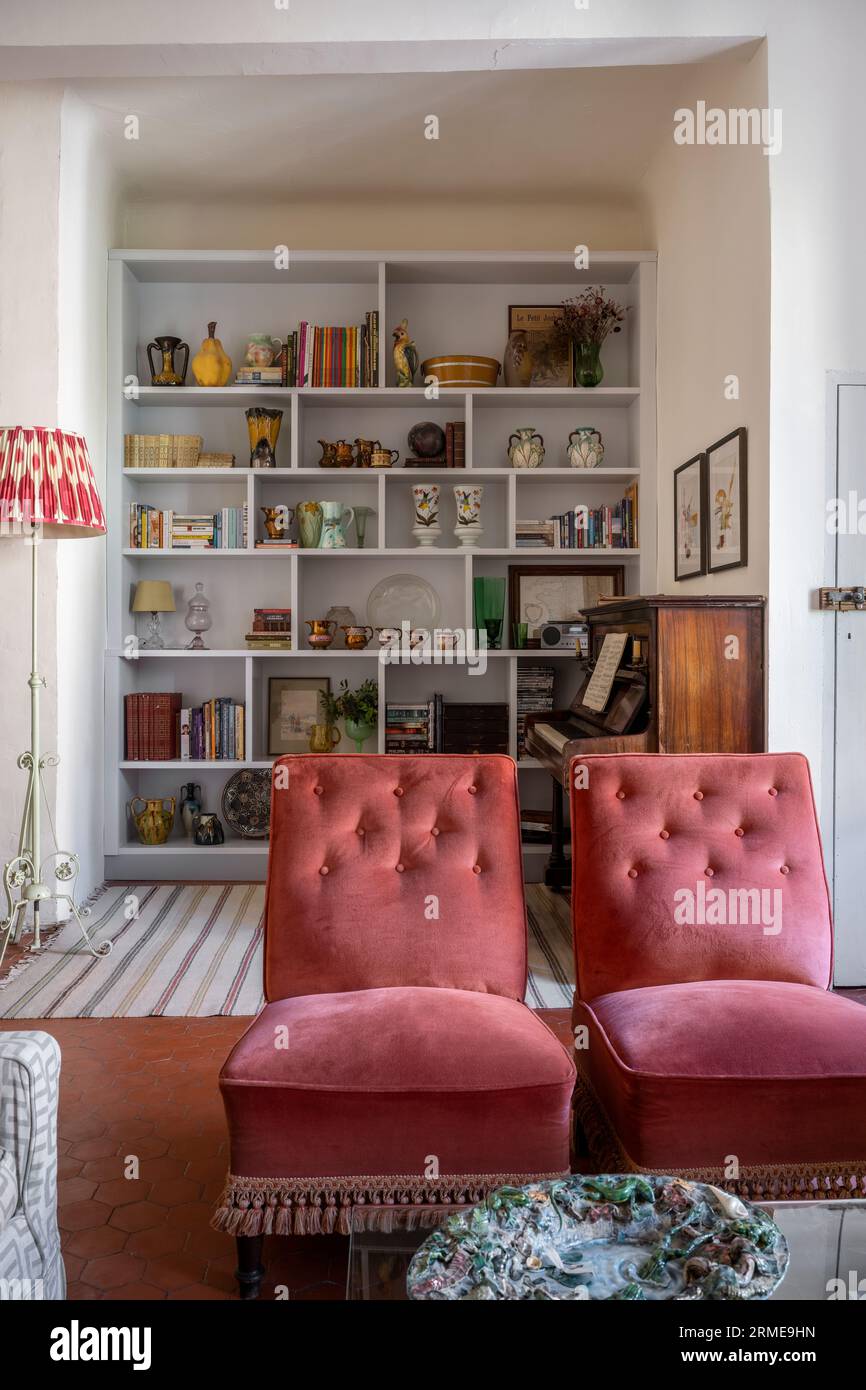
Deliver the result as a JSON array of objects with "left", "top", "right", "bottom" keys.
[{"left": 674, "top": 427, "right": 747, "bottom": 580}]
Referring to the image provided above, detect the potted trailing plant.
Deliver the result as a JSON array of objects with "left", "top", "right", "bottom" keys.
[
  {"left": 335, "top": 678, "right": 378, "bottom": 752},
  {"left": 554, "top": 287, "right": 627, "bottom": 387}
]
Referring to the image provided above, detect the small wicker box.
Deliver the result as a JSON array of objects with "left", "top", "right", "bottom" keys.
[{"left": 196, "top": 451, "right": 235, "bottom": 468}]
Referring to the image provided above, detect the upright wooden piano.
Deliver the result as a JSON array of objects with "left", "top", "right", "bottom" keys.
[{"left": 525, "top": 595, "right": 766, "bottom": 886}]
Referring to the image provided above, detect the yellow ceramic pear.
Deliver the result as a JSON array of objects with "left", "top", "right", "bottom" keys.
[{"left": 192, "top": 321, "right": 232, "bottom": 387}]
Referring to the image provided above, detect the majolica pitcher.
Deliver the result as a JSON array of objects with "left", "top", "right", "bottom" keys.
[
  {"left": 129, "top": 796, "right": 176, "bottom": 846},
  {"left": 319, "top": 501, "right": 355, "bottom": 549},
  {"left": 568, "top": 426, "right": 605, "bottom": 469},
  {"left": 508, "top": 427, "right": 545, "bottom": 470}
]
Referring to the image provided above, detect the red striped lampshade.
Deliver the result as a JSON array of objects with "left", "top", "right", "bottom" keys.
[{"left": 0, "top": 426, "right": 105, "bottom": 538}]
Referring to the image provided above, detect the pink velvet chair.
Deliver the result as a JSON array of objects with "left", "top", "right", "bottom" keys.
[
  {"left": 214, "top": 754, "right": 575, "bottom": 1296},
  {"left": 570, "top": 752, "right": 866, "bottom": 1200}
]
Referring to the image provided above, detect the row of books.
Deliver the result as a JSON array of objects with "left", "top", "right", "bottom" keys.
[
  {"left": 385, "top": 697, "right": 444, "bottom": 753},
  {"left": 123, "top": 692, "right": 245, "bottom": 760},
  {"left": 516, "top": 665, "right": 556, "bottom": 760},
  {"left": 246, "top": 607, "right": 292, "bottom": 650},
  {"left": 279, "top": 313, "right": 380, "bottom": 388},
  {"left": 129, "top": 505, "right": 248, "bottom": 550},
  {"left": 124, "top": 434, "right": 202, "bottom": 469},
  {"left": 516, "top": 487, "right": 638, "bottom": 550}
]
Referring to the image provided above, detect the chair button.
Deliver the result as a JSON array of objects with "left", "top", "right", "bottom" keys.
[
  {"left": 472, "top": 864, "right": 482, "bottom": 875},
  {"left": 780, "top": 864, "right": 790, "bottom": 875},
  {"left": 659, "top": 829, "right": 670, "bottom": 840},
  {"left": 356, "top": 827, "right": 365, "bottom": 837},
  {"left": 734, "top": 827, "right": 745, "bottom": 837},
  {"left": 627, "top": 868, "right": 638, "bottom": 879},
  {"left": 705, "top": 867, "right": 714, "bottom": 877},
  {"left": 394, "top": 787, "right": 404, "bottom": 797},
  {"left": 768, "top": 787, "right": 778, "bottom": 797},
  {"left": 313, "top": 786, "right": 324, "bottom": 796},
  {"left": 430, "top": 827, "right": 440, "bottom": 837},
  {"left": 319, "top": 865, "right": 329, "bottom": 876},
  {"left": 467, "top": 785, "right": 477, "bottom": 795},
  {"left": 616, "top": 790, "right": 626, "bottom": 800},
  {"left": 395, "top": 863, "right": 405, "bottom": 873},
  {"left": 694, "top": 791, "right": 704, "bottom": 801}
]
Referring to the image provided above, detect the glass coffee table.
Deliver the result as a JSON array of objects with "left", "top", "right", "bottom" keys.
[{"left": 346, "top": 1199, "right": 866, "bottom": 1301}]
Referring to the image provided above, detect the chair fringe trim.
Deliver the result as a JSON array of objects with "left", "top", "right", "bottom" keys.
[
  {"left": 211, "top": 1170, "right": 568, "bottom": 1236},
  {"left": 573, "top": 1070, "right": 866, "bottom": 1202}
]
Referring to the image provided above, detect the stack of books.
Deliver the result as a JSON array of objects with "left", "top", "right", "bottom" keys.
[
  {"left": 516, "top": 665, "right": 556, "bottom": 759},
  {"left": 234, "top": 365, "right": 283, "bottom": 387},
  {"left": 128, "top": 505, "right": 247, "bottom": 549},
  {"left": 446, "top": 421, "right": 466, "bottom": 468},
  {"left": 521, "top": 807, "right": 553, "bottom": 845},
  {"left": 516, "top": 520, "right": 556, "bottom": 548},
  {"left": 290, "top": 312, "right": 379, "bottom": 387},
  {"left": 180, "top": 699, "right": 245, "bottom": 761},
  {"left": 254, "top": 535, "right": 296, "bottom": 551},
  {"left": 245, "top": 608, "right": 292, "bottom": 650},
  {"left": 385, "top": 696, "right": 443, "bottom": 753}
]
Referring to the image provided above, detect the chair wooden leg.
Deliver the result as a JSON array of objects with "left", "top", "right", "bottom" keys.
[{"left": 235, "top": 1234, "right": 265, "bottom": 1300}]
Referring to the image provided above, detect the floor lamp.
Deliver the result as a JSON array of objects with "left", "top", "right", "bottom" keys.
[{"left": 0, "top": 426, "right": 112, "bottom": 972}]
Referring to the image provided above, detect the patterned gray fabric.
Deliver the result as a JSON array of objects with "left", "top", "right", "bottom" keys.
[{"left": 0, "top": 1031, "right": 65, "bottom": 1300}]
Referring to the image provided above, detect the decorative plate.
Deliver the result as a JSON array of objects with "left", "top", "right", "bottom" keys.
[
  {"left": 221, "top": 769, "right": 271, "bottom": 840},
  {"left": 407, "top": 1175, "right": 788, "bottom": 1301},
  {"left": 366, "top": 573, "right": 441, "bottom": 631}
]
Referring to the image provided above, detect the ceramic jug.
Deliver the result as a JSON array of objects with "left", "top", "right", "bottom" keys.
[
  {"left": 353, "top": 437, "right": 382, "bottom": 468},
  {"left": 129, "top": 796, "right": 176, "bottom": 846},
  {"left": 297, "top": 501, "right": 323, "bottom": 549},
  {"left": 306, "top": 618, "right": 338, "bottom": 649},
  {"left": 341, "top": 624, "right": 374, "bottom": 650},
  {"left": 319, "top": 501, "right": 355, "bottom": 549},
  {"left": 568, "top": 426, "right": 605, "bottom": 469},
  {"left": 146, "top": 336, "right": 189, "bottom": 387},
  {"left": 508, "top": 427, "right": 545, "bottom": 469},
  {"left": 309, "top": 723, "right": 341, "bottom": 752},
  {"left": 192, "top": 812, "right": 224, "bottom": 846}
]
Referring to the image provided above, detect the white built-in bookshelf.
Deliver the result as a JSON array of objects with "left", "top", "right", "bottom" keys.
[{"left": 105, "top": 250, "right": 657, "bottom": 881}]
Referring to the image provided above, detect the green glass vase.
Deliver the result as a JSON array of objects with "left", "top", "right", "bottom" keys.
[
  {"left": 574, "top": 340, "right": 604, "bottom": 388},
  {"left": 345, "top": 718, "right": 376, "bottom": 753}
]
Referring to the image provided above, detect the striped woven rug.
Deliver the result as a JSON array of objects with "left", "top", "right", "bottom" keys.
[{"left": 0, "top": 883, "right": 574, "bottom": 1019}]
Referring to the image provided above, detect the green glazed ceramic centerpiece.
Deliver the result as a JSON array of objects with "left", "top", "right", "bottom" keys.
[{"left": 407, "top": 1175, "right": 788, "bottom": 1301}]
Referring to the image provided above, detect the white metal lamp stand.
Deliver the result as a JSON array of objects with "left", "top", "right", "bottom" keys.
[{"left": 0, "top": 427, "right": 113, "bottom": 972}]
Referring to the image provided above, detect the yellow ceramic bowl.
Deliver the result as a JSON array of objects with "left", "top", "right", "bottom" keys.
[{"left": 420, "top": 355, "right": 501, "bottom": 388}]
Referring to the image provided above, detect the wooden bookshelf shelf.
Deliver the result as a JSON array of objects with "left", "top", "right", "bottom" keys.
[{"left": 106, "top": 248, "right": 657, "bottom": 883}]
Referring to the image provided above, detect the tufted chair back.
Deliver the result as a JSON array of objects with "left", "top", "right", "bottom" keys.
[
  {"left": 264, "top": 754, "right": 528, "bottom": 1001},
  {"left": 569, "top": 753, "right": 833, "bottom": 1000}
]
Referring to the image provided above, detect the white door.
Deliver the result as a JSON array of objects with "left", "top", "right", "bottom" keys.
[{"left": 833, "top": 384, "right": 866, "bottom": 984}]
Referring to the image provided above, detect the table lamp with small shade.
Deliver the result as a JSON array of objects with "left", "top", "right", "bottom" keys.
[
  {"left": 0, "top": 425, "right": 113, "bottom": 970},
  {"left": 132, "top": 579, "right": 176, "bottom": 649}
]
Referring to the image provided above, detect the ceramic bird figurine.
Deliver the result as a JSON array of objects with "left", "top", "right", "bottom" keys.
[{"left": 392, "top": 319, "right": 419, "bottom": 388}]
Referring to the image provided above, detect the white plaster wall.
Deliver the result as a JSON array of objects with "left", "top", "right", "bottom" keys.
[
  {"left": 0, "top": 83, "right": 62, "bottom": 871},
  {"left": 640, "top": 48, "right": 771, "bottom": 598},
  {"left": 56, "top": 93, "right": 120, "bottom": 898}
]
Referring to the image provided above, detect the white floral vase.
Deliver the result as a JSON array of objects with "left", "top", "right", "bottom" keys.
[
  {"left": 411, "top": 483, "right": 442, "bottom": 547},
  {"left": 453, "top": 485, "right": 483, "bottom": 547},
  {"left": 567, "top": 426, "right": 605, "bottom": 469}
]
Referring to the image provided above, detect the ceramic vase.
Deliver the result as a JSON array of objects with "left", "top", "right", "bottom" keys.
[
  {"left": 568, "top": 426, "right": 605, "bottom": 469},
  {"left": 297, "top": 502, "right": 323, "bottom": 549},
  {"left": 180, "top": 782, "right": 202, "bottom": 840},
  {"left": 411, "top": 484, "right": 441, "bottom": 546},
  {"left": 453, "top": 485, "right": 483, "bottom": 547},
  {"left": 507, "top": 427, "right": 545, "bottom": 469}
]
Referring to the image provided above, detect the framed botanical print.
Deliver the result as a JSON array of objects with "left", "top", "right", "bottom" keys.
[
  {"left": 706, "top": 427, "right": 747, "bottom": 573},
  {"left": 674, "top": 453, "right": 707, "bottom": 580},
  {"left": 268, "top": 676, "right": 330, "bottom": 757},
  {"left": 505, "top": 305, "right": 573, "bottom": 388},
  {"left": 508, "top": 564, "right": 624, "bottom": 643}
]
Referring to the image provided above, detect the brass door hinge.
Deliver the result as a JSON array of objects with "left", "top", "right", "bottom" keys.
[{"left": 820, "top": 586, "right": 866, "bottom": 611}]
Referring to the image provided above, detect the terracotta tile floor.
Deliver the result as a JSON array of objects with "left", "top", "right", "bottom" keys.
[{"left": 0, "top": 1010, "right": 573, "bottom": 1301}]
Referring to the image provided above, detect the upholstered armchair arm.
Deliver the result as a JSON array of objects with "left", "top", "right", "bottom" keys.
[{"left": 0, "top": 1031, "right": 62, "bottom": 1267}]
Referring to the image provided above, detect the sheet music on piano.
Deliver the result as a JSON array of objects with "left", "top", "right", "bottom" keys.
[{"left": 581, "top": 632, "right": 629, "bottom": 713}]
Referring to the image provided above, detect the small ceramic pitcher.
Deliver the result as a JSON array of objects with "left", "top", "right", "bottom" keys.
[
  {"left": 341, "top": 625, "right": 374, "bottom": 650},
  {"left": 319, "top": 501, "right": 355, "bottom": 549},
  {"left": 306, "top": 619, "right": 338, "bottom": 649},
  {"left": 568, "top": 426, "right": 605, "bottom": 469}
]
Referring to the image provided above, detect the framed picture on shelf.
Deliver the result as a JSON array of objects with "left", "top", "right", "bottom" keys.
[
  {"left": 706, "top": 427, "right": 747, "bottom": 574},
  {"left": 505, "top": 305, "right": 573, "bottom": 388},
  {"left": 508, "top": 564, "right": 625, "bottom": 644},
  {"left": 673, "top": 453, "right": 707, "bottom": 581},
  {"left": 268, "top": 676, "right": 331, "bottom": 757}
]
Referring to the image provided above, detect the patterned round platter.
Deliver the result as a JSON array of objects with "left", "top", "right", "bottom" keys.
[
  {"left": 407, "top": 1175, "right": 788, "bottom": 1301},
  {"left": 221, "top": 769, "right": 271, "bottom": 840}
]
